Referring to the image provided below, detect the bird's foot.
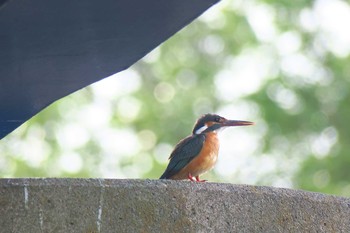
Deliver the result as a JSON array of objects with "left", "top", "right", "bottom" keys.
[
  {"left": 188, "top": 173, "right": 196, "bottom": 182},
  {"left": 195, "top": 176, "right": 207, "bottom": 182},
  {"left": 188, "top": 174, "right": 207, "bottom": 182}
]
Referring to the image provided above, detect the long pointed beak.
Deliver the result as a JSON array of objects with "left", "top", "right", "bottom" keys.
[{"left": 221, "top": 120, "right": 254, "bottom": 127}]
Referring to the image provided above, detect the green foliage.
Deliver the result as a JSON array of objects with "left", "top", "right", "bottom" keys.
[{"left": 1, "top": 0, "right": 350, "bottom": 197}]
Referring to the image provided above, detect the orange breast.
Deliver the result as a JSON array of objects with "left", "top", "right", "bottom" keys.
[{"left": 171, "top": 132, "right": 219, "bottom": 179}]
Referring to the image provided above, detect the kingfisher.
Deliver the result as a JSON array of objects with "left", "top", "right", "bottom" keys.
[{"left": 159, "top": 113, "right": 254, "bottom": 182}]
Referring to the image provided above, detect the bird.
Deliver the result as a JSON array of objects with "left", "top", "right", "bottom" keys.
[{"left": 159, "top": 113, "right": 254, "bottom": 182}]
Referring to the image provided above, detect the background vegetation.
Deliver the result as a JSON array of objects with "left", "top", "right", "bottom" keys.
[{"left": 1, "top": 0, "right": 350, "bottom": 197}]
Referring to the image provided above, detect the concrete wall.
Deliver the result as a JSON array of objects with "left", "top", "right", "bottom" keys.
[{"left": 1, "top": 179, "right": 350, "bottom": 232}]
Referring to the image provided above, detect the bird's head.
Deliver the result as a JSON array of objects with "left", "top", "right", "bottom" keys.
[{"left": 192, "top": 113, "right": 254, "bottom": 135}]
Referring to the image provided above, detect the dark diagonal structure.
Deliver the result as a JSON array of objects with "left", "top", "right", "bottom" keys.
[{"left": 0, "top": 0, "right": 219, "bottom": 139}]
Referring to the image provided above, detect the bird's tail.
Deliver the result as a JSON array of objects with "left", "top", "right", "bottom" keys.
[{"left": 159, "top": 172, "right": 168, "bottom": 179}]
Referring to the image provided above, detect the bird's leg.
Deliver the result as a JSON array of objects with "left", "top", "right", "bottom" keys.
[
  {"left": 195, "top": 176, "right": 207, "bottom": 182},
  {"left": 188, "top": 173, "right": 196, "bottom": 182}
]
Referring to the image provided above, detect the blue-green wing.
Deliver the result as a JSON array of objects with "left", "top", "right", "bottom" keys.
[{"left": 159, "top": 134, "right": 206, "bottom": 179}]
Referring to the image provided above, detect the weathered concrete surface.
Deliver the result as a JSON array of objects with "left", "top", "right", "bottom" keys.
[{"left": 1, "top": 179, "right": 350, "bottom": 233}]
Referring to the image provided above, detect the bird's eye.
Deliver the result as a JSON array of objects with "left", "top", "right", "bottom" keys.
[{"left": 215, "top": 116, "right": 221, "bottom": 122}]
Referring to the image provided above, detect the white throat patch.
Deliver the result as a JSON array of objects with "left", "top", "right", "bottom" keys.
[{"left": 195, "top": 125, "right": 208, "bottom": 134}]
